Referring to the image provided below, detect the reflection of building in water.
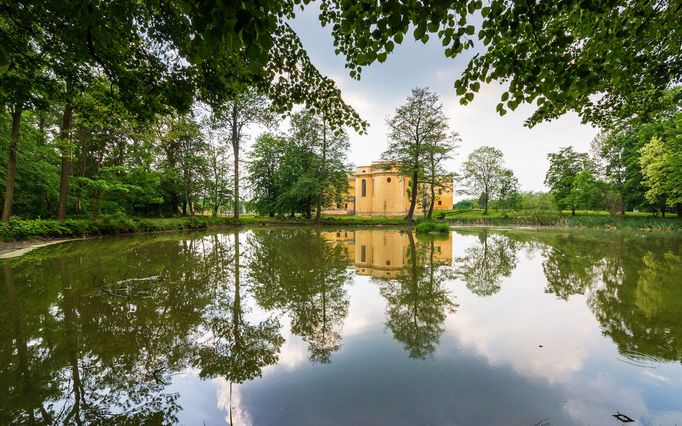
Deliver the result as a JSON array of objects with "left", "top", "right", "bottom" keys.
[
  {"left": 321, "top": 230, "right": 452, "bottom": 279},
  {"left": 323, "top": 162, "right": 454, "bottom": 216}
]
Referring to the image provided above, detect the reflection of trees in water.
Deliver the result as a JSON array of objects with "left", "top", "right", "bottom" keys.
[
  {"left": 377, "top": 232, "right": 457, "bottom": 359},
  {"left": 505, "top": 231, "right": 682, "bottom": 364},
  {"left": 195, "top": 232, "right": 284, "bottom": 383},
  {"left": 247, "top": 229, "right": 352, "bottom": 363},
  {"left": 539, "top": 234, "right": 608, "bottom": 299},
  {"left": 591, "top": 243, "right": 682, "bottom": 364},
  {"left": 0, "top": 233, "right": 283, "bottom": 424},
  {"left": 454, "top": 229, "right": 519, "bottom": 296}
]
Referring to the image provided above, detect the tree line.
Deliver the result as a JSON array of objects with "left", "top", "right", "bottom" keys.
[{"left": 544, "top": 102, "right": 682, "bottom": 217}]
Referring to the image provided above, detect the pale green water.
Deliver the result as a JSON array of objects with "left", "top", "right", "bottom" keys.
[{"left": 1, "top": 228, "right": 681, "bottom": 425}]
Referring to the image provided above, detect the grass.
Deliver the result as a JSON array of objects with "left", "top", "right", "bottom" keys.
[
  {"left": 436, "top": 209, "right": 682, "bottom": 231},
  {"left": 2, "top": 208, "right": 681, "bottom": 242}
]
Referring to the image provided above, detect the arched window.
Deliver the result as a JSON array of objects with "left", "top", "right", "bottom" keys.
[
  {"left": 387, "top": 177, "right": 392, "bottom": 183},
  {"left": 361, "top": 179, "right": 367, "bottom": 197}
]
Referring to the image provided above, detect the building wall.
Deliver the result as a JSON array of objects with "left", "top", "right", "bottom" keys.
[{"left": 322, "top": 162, "right": 453, "bottom": 217}]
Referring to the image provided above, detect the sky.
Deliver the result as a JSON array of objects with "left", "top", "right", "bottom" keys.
[{"left": 287, "top": 5, "right": 600, "bottom": 192}]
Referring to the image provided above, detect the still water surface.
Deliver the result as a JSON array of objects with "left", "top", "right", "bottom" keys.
[{"left": 2, "top": 228, "right": 682, "bottom": 425}]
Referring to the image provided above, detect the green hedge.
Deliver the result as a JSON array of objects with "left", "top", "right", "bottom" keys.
[{"left": 0, "top": 216, "right": 241, "bottom": 241}]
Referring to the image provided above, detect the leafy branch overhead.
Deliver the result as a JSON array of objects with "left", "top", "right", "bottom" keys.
[
  {"left": 1, "top": 0, "right": 368, "bottom": 132},
  {"left": 318, "top": 0, "right": 682, "bottom": 126}
]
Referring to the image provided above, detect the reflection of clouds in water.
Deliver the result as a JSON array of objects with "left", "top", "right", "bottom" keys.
[
  {"left": 216, "top": 378, "right": 252, "bottom": 426},
  {"left": 561, "top": 374, "right": 647, "bottom": 425},
  {"left": 446, "top": 252, "right": 599, "bottom": 382},
  {"left": 341, "top": 275, "right": 386, "bottom": 337},
  {"left": 641, "top": 370, "right": 671, "bottom": 383},
  {"left": 261, "top": 314, "right": 308, "bottom": 373}
]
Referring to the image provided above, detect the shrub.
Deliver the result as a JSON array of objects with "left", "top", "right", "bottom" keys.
[{"left": 415, "top": 221, "right": 450, "bottom": 234}]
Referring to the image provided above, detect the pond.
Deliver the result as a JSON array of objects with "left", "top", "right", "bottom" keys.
[{"left": 1, "top": 228, "right": 681, "bottom": 425}]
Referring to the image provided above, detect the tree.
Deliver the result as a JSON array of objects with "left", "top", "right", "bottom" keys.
[
  {"left": 318, "top": 0, "right": 681, "bottom": 126},
  {"left": 248, "top": 133, "right": 287, "bottom": 216},
  {"left": 422, "top": 131, "right": 459, "bottom": 219},
  {"left": 314, "top": 115, "right": 350, "bottom": 223},
  {"left": 544, "top": 147, "right": 593, "bottom": 215},
  {"left": 0, "top": 19, "right": 50, "bottom": 223},
  {"left": 495, "top": 168, "right": 520, "bottom": 215},
  {"left": 212, "top": 89, "right": 273, "bottom": 219},
  {"left": 458, "top": 146, "right": 506, "bottom": 215},
  {"left": 640, "top": 135, "right": 682, "bottom": 217},
  {"left": 382, "top": 88, "right": 453, "bottom": 221},
  {"left": 254, "top": 111, "right": 350, "bottom": 219},
  {"left": 203, "top": 142, "right": 232, "bottom": 217},
  {"left": 567, "top": 169, "right": 604, "bottom": 213}
]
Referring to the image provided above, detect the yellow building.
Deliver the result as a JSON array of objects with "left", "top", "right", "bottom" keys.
[
  {"left": 325, "top": 162, "right": 453, "bottom": 216},
  {"left": 321, "top": 230, "right": 453, "bottom": 279}
]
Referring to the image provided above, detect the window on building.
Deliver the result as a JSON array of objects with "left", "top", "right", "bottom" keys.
[
  {"left": 438, "top": 200, "right": 442, "bottom": 205},
  {"left": 361, "top": 246, "right": 366, "bottom": 262},
  {"left": 336, "top": 232, "right": 340, "bottom": 237},
  {"left": 386, "top": 260, "right": 391, "bottom": 266},
  {"left": 387, "top": 177, "right": 392, "bottom": 183},
  {"left": 361, "top": 179, "right": 367, "bottom": 197},
  {"left": 345, "top": 203, "right": 348, "bottom": 208}
]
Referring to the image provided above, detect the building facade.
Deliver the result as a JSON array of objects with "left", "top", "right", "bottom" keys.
[
  {"left": 325, "top": 162, "right": 453, "bottom": 216},
  {"left": 321, "top": 229, "right": 453, "bottom": 279}
]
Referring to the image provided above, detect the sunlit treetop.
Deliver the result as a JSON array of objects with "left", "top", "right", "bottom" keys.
[{"left": 317, "top": 0, "right": 682, "bottom": 127}]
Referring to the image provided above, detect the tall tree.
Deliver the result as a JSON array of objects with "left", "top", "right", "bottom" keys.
[
  {"left": 544, "top": 147, "right": 593, "bottom": 215},
  {"left": 212, "top": 90, "right": 273, "bottom": 219},
  {"left": 247, "top": 133, "right": 287, "bottom": 217},
  {"left": 422, "top": 131, "right": 459, "bottom": 219},
  {"left": 458, "top": 146, "right": 506, "bottom": 215},
  {"left": 382, "top": 88, "right": 452, "bottom": 221},
  {"left": 314, "top": 115, "right": 350, "bottom": 223},
  {"left": 0, "top": 18, "right": 50, "bottom": 223}
]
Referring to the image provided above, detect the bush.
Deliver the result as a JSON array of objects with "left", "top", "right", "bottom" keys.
[{"left": 415, "top": 221, "right": 450, "bottom": 234}]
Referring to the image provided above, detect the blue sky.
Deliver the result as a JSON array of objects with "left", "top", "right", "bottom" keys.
[{"left": 288, "top": 5, "right": 600, "bottom": 192}]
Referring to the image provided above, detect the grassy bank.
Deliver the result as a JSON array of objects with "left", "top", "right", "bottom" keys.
[
  {"left": 2, "top": 209, "right": 681, "bottom": 242},
  {"left": 437, "top": 209, "right": 682, "bottom": 231},
  {"left": 0, "top": 216, "right": 241, "bottom": 241},
  {"left": 0, "top": 215, "right": 409, "bottom": 242}
]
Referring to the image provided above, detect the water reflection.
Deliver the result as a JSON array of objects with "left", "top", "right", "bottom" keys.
[
  {"left": 0, "top": 228, "right": 681, "bottom": 424},
  {"left": 453, "top": 229, "right": 520, "bottom": 296},
  {"left": 247, "top": 229, "right": 352, "bottom": 364}
]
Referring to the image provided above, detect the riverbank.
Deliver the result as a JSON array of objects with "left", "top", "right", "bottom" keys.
[{"left": 1, "top": 211, "right": 680, "bottom": 246}]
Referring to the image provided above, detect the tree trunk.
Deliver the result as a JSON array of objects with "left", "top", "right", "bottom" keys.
[
  {"left": 661, "top": 203, "right": 666, "bottom": 218},
  {"left": 316, "top": 117, "right": 327, "bottom": 223},
  {"left": 427, "top": 181, "right": 435, "bottom": 220},
  {"left": 2, "top": 106, "right": 22, "bottom": 223},
  {"left": 483, "top": 193, "right": 489, "bottom": 215},
  {"left": 232, "top": 106, "right": 240, "bottom": 219},
  {"left": 406, "top": 171, "right": 419, "bottom": 221},
  {"left": 57, "top": 104, "right": 74, "bottom": 221},
  {"left": 677, "top": 204, "right": 682, "bottom": 218}
]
